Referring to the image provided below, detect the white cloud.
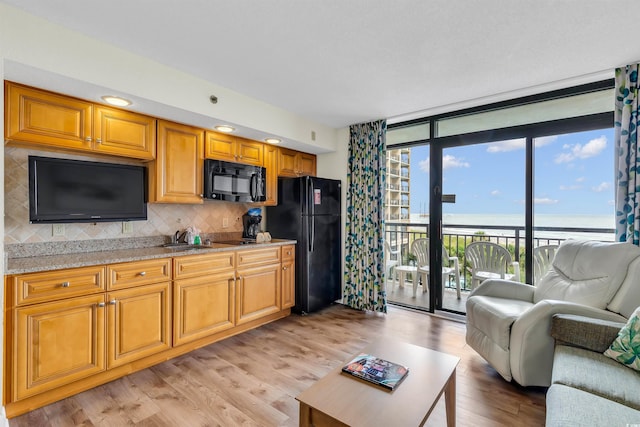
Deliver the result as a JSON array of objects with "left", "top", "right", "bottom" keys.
[
  {"left": 555, "top": 135, "right": 607, "bottom": 164},
  {"left": 559, "top": 184, "right": 582, "bottom": 191},
  {"left": 591, "top": 182, "right": 611, "bottom": 192},
  {"left": 535, "top": 135, "right": 559, "bottom": 147},
  {"left": 535, "top": 197, "right": 559, "bottom": 205},
  {"left": 419, "top": 158, "right": 429, "bottom": 173},
  {"left": 576, "top": 176, "right": 586, "bottom": 183},
  {"left": 486, "top": 136, "right": 558, "bottom": 153},
  {"left": 421, "top": 155, "right": 469, "bottom": 171},
  {"left": 491, "top": 190, "right": 501, "bottom": 196},
  {"left": 443, "top": 154, "right": 469, "bottom": 170},
  {"left": 487, "top": 139, "right": 525, "bottom": 153}
]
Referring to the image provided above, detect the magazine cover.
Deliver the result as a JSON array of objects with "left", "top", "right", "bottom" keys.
[{"left": 341, "top": 353, "right": 409, "bottom": 390}]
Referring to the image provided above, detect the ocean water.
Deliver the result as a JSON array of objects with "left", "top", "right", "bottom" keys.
[{"left": 406, "top": 213, "right": 616, "bottom": 241}]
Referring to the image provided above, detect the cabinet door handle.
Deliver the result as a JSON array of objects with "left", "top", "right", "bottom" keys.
[
  {"left": 97, "top": 302, "right": 106, "bottom": 307},
  {"left": 283, "top": 266, "right": 288, "bottom": 270},
  {"left": 96, "top": 138, "right": 102, "bottom": 143},
  {"left": 139, "top": 271, "right": 146, "bottom": 276},
  {"left": 61, "top": 281, "right": 70, "bottom": 288},
  {"left": 85, "top": 136, "right": 92, "bottom": 142},
  {"left": 109, "top": 299, "right": 117, "bottom": 305}
]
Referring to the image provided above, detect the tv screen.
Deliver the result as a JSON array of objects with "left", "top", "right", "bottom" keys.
[{"left": 29, "top": 156, "right": 147, "bottom": 223}]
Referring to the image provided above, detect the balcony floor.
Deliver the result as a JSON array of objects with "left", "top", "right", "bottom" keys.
[{"left": 386, "top": 279, "right": 468, "bottom": 313}]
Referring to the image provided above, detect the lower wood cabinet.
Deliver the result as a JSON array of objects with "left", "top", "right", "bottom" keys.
[
  {"left": 13, "top": 294, "right": 106, "bottom": 401},
  {"left": 281, "top": 245, "right": 296, "bottom": 309},
  {"left": 4, "top": 244, "right": 295, "bottom": 418},
  {"left": 107, "top": 282, "right": 172, "bottom": 369},
  {"left": 236, "top": 263, "right": 281, "bottom": 325},
  {"left": 173, "top": 272, "right": 235, "bottom": 346}
]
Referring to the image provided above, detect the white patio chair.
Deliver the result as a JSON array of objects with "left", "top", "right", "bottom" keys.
[
  {"left": 465, "top": 241, "right": 520, "bottom": 290},
  {"left": 410, "top": 238, "right": 461, "bottom": 299}
]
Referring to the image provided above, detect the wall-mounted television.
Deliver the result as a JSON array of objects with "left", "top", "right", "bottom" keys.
[{"left": 29, "top": 156, "right": 147, "bottom": 223}]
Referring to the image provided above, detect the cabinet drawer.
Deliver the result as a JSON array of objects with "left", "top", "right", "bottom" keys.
[
  {"left": 173, "top": 251, "right": 235, "bottom": 279},
  {"left": 11, "top": 266, "right": 106, "bottom": 306},
  {"left": 281, "top": 245, "right": 295, "bottom": 261},
  {"left": 107, "top": 258, "right": 171, "bottom": 290},
  {"left": 237, "top": 247, "right": 281, "bottom": 267}
]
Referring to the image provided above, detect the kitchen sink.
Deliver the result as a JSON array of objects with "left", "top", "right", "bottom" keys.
[{"left": 162, "top": 243, "right": 209, "bottom": 251}]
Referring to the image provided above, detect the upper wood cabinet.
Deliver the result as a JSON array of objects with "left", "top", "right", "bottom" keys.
[
  {"left": 263, "top": 144, "right": 278, "bottom": 206},
  {"left": 93, "top": 106, "right": 156, "bottom": 159},
  {"left": 205, "top": 131, "right": 263, "bottom": 166},
  {"left": 149, "top": 120, "right": 204, "bottom": 204},
  {"left": 278, "top": 147, "right": 316, "bottom": 177},
  {"left": 4, "top": 81, "right": 156, "bottom": 160}
]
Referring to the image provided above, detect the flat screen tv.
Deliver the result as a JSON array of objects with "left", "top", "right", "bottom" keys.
[{"left": 29, "top": 156, "right": 147, "bottom": 223}]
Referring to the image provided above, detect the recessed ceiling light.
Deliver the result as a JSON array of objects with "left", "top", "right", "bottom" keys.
[
  {"left": 265, "top": 138, "right": 281, "bottom": 144},
  {"left": 101, "top": 95, "right": 132, "bottom": 107},
  {"left": 215, "top": 125, "right": 235, "bottom": 133}
]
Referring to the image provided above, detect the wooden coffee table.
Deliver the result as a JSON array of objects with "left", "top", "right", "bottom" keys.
[{"left": 296, "top": 337, "right": 460, "bottom": 427}]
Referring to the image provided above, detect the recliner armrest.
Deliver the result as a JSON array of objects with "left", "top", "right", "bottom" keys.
[
  {"left": 551, "top": 314, "right": 625, "bottom": 353},
  {"left": 469, "top": 279, "right": 534, "bottom": 301}
]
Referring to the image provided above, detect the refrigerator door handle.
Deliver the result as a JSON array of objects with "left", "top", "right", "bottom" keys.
[{"left": 308, "top": 177, "right": 315, "bottom": 252}]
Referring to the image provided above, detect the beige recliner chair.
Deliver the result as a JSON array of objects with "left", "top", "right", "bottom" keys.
[{"left": 466, "top": 239, "right": 640, "bottom": 387}]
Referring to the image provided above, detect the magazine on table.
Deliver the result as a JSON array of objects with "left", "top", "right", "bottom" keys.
[{"left": 341, "top": 353, "right": 409, "bottom": 390}]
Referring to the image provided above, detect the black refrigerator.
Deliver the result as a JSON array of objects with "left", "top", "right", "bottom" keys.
[{"left": 266, "top": 176, "right": 342, "bottom": 314}]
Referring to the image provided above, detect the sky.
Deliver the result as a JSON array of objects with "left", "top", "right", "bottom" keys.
[{"left": 407, "top": 128, "right": 615, "bottom": 218}]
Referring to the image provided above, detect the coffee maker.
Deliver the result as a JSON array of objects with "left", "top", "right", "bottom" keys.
[{"left": 242, "top": 213, "right": 262, "bottom": 239}]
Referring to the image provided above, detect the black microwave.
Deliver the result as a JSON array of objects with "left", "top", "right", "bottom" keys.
[{"left": 204, "top": 159, "right": 266, "bottom": 202}]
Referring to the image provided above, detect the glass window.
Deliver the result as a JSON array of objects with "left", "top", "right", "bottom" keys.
[{"left": 436, "top": 89, "right": 613, "bottom": 137}]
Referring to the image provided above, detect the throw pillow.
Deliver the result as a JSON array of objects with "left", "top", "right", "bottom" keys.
[{"left": 604, "top": 306, "right": 640, "bottom": 371}]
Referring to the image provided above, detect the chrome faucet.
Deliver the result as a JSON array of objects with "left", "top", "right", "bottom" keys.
[{"left": 174, "top": 230, "right": 187, "bottom": 244}]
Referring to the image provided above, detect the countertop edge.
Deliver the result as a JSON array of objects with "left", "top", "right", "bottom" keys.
[{"left": 5, "top": 240, "right": 297, "bottom": 275}]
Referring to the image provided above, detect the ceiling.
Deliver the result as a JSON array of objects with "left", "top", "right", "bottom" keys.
[{"left": 2, "top": 0, "right": 638, "bottom": 130}]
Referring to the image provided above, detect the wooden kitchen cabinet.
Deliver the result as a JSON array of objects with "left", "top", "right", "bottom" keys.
[
  {"left": 173, "top": 252, "right": 236, "bottom": 346},
  {"left": 13, "top": 293, "right": 106, "bottom": 401},
  {"left": 107, "top": 282, "right": 172, "bottom": 369},
  {"left": 278, "top": 147, "right": 316, "bottom": 177},
  {"left": 10, "top": 265, "right": 105, "bottom": 306},
  {"left": 4, "top": 81, "right": 155, "bottom": 160},
  {"left": 149, "top": 120, "right": 204, "bottom": 204},
  {"left": 263, "top": 144, "right": 278, "bottom": 206},
  {"left": 235, "top": 246, "right": 282, "bottom": 325},
  {"left": 205, "top": 131, "right": 263, "bottom": 166},
  {"left": 235, "top": 262, "right": 281, "bottom": 326},
  {"left": 3, "top": 244, "right": 296, "bottom": 418},
  {"left": 92, "top": 106, "right": 156, "bottom": 160},
  {"left": 281, "top": 245, "right": 296, "bottom": 309}
]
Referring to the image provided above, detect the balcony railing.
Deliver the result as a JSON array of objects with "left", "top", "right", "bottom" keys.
[{"left": 385, "top": 221, "right": 615, "bottom": 294}]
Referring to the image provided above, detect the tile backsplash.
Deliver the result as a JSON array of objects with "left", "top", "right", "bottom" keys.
[{"left": 4, "top": 147, "right": 253, "bottom": 244}]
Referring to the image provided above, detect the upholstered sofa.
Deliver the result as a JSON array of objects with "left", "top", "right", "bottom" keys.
[
  {"left": 547, "top": 314, "right": 640, "bottom": 426},
  {"left": 466, "top": 239, "right": 640, "bottom": 387}
]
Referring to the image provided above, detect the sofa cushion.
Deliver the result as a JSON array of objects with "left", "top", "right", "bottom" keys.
[
  {"left": 552, "top": 344, "right": 640, "bottom": 411},
  {"left": 534, "top": 240, "right": 640, "bottom": 308},
  {"left": 546, "top": 384, "right": 640, "bottom": 427},
  {"left": 604, "top": 306, "right": 640, "bottom": 371}
]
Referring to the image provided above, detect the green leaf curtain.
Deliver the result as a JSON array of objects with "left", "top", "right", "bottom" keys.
[
  {"left": 615, "top": 64, "right": 640, "bottom": 245},
  {"left": 344, "top": 120, "right": 387, "bottom": 313}
]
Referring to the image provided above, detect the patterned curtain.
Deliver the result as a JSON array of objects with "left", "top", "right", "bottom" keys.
[
  {"left": 615, "top": 64, "right": 640, "bottom": 245},
  {"left": 344, "top": 120, "right": 387, "bottom": 313}
]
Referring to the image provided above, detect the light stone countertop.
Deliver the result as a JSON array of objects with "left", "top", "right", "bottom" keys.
[{"left": 5, "top": 239, "right": 296, "bottom": 275}]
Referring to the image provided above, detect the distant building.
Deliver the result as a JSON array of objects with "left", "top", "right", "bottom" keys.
[{"left": 385, "top": 147, "right": 410, "bottom": 221}]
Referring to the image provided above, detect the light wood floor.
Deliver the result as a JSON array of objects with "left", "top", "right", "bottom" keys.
[{"left": 9, "top": 304, "right": 546, "bottom": 427}]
